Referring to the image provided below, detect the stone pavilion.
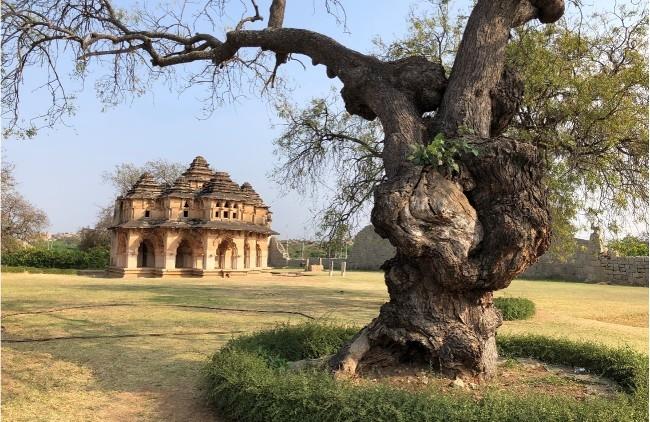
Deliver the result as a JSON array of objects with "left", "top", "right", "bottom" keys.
[{"left": 107, "top": 156, "right": 278, "bottom": 277}]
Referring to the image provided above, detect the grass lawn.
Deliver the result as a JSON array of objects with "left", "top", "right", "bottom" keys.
[{"left": 2, "top": 271, "right": 647, "bottom": 421}]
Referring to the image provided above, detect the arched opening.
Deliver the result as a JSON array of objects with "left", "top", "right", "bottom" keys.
[
  {"left": 137, "top": 239, "right": 155, "bottom": 268},
  {"left": 244, "top": 243, "right": 250, "bottom": 269},
  {"left": 216, "top": 238, "right": 238, "bottom": 270},
  {"left": 175, "top": 239, "right": 193, "bottom": 268},
  {"left": 256, "top": 244, "right": 262, "bottom": 268}
]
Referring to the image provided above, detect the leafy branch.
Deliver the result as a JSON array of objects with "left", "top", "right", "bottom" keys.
[{"left": 408, "top": 133, "right": 478, "bottom": 172}]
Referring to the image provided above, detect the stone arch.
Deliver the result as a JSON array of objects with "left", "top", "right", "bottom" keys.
[
  {"left": 216, "top": 238, "right": 238, "bottom": 270},
  {"left": 175, "top": 239, "right": 194, "bottom": 269},
  {"left": 137, "top": 239, "right": 156, "bottom": 268}
]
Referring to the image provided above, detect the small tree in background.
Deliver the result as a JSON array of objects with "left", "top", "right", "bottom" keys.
[
  {"left": 1, "top": 161, "right": 49, "bottom": 253},
  {"left": 608, "top": 235, "right": 649, "bottom": 257},
  {"left": 102, "top": 159, "right": 185, "bottom": 196}
]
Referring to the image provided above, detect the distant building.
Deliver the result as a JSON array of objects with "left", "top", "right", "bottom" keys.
[{"left": 108, "top": 156, "right": 278, "bottom": 278}]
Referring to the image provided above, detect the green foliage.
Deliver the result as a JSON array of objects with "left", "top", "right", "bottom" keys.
[
  {"left": 227, "top": 322, "right": 359, "bottom": 366},
  {"left": 409, "top": 133, "right": 478, "bottom": 172},
  {"left": 1, "top": 266, "right": 78, "bottom": 274},
  {"left": 204, "top": 323, "right": 648, "bottom": 422},
  {"left": 507, "top": 7, "right": 648, "bottom": 235},
  {"left": 494, "top": 297, "right": 536, "bottom": 320},
  {"left": 608, "top": 236, "right": 649, "bottom": 257},
  {"left": 1, "top": 246, "right": 109, "bottom": 269}
]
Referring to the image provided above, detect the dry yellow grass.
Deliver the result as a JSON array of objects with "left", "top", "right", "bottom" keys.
[{"left": 2, "top": 271, "right": 647, "bottom": 421}]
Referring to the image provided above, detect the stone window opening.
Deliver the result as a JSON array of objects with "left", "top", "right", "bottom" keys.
[
  {"left": 232, "top": 212, "right": 237, "bottom": 220},
  {"left": 183, "top": 210, "right": 189, "bottom": 218},
  {"left": 224, "top": 211, "right": 230, "bottom": 219},
  {"left": 144, "top": 210, "right": 150, "bottom": 218},
  {"left": 215, "top": 211, "right": 219, "bottom": 217}
]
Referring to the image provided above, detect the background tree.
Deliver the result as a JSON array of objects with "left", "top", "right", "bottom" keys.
[
  {"left": 4, "top": 0, "right": 572, "bottom": 379},
  {"left": 102, "top": 159, "right": 185, "bottom": 196},
  {"left": 75, "top": 158, "right": 186, "bottom": 251},
  {"left": 77, "top": 205, "right": 113, "bottom": 251},
  {"left": 274, "top": 2, "right": 648, "bottom": 254},
  {"left": 1, "top": 160, "right": 49, "bottom": 252},
  {"left": 608, "top": 235, "right": 649, "bottom": 257}
]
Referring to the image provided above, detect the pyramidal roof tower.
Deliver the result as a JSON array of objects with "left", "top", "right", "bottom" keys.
[{"left": 109, "top": 155, "right": 277, "bottom": 279}]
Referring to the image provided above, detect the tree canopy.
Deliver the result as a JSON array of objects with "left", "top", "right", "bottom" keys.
[{"left": 273, "top": 2, "right": 648, "bottom": 247}]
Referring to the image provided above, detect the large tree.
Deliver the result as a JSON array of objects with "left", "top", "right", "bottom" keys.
[
  {"left": 3, "top": 0, "right": 568, "bottom": 379},
  {"left": 275, "top": 2, "right": 648, "bottom": 254}
]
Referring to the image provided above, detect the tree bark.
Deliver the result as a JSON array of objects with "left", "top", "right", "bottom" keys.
[
  {"left": 331, "top": 137, "right": 551, "bottom": 379},
  {"left": 327, "top": 0, "right": 563, "bottom": 381}
]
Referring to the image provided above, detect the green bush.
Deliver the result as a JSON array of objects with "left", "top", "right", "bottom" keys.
[
  {"left": 1, "top": 266, "right": 79, "bottom": 274},
  {"left": 494, "top": 297, "right": 536, "bottom": 320},
  {"left": 1, "top": 246, "right": 109, "bottom": 269},
  {"left": 608, "top": 235, "right": 649, "bottom": 257},
  {"left": 204, "top": 323, "right": 648, "bottom": 422}
]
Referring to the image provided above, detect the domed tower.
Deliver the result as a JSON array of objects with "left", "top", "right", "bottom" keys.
[{"left": 108, "top": 156, "right": 278, "bottom": 278}]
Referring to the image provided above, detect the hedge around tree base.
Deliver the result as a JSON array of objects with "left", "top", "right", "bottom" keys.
[
  {"left": 494, "top": 297, "right": 536, "bottom": 320},
  {"left": 203, "top": 323, "right": 648, "bottom": 422}
]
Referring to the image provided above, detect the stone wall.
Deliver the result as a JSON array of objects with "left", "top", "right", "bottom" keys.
[
  {"left": 347, "top": 225, "right": 396, "bottom": 270},
  {"left": 268, "top": 236, "right": 288, "bottom": 267},
  {"left": 519, "top": 227, "right": 648, "bottom": 286},
  {"left": 347, "top": 225, "right": 648, "bottom": 287}
]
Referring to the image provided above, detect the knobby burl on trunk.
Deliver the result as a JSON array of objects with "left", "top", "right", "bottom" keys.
[{"left": 6, "top": 0, "right": 565, "bottom": 379}]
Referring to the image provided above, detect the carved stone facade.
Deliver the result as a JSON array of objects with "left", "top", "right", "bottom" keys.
[{"left": 108, "top": 156, "right": 278, "bottom": 278}]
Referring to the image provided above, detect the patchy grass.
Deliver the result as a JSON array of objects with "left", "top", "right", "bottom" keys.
[
  {"left": 2, "top": 271, "right": 648, "bottom": 421},
  {"left": 204, "top": 323, "right": 648, "bottom": 422}
]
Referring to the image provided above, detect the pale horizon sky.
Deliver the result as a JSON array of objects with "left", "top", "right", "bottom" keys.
[{"left": 2, "top": 0, "right": 636, "bottom": 240}]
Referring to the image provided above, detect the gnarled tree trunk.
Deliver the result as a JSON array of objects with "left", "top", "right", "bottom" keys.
[
  {"left": 329, "top": 0, "right": 562, "bottom": 380},
  {"left": 330, "top": 138, "right": 550, "bottom": 379}
]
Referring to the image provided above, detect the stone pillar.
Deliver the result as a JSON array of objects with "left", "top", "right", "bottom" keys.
[
  {"left": 202, "top": 232, "right": 213, "bottom": 270},
  {"left": 163, "top": 231, "right": 178, "bottom": 269},
  {"left": 109, "top": 230, "right": 117, "bottom": 267},
  {"left": 126, "top": 230, "right": 139, "bottom": 269},
  {"left": 233, "top": 236, "right": 245, "bottom": 270},
  {"left": 261, "top": 240, "right": 267, "bottom": 268}
]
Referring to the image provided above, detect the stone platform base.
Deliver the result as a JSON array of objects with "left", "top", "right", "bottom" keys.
[{"left": 107, "top": 267, "right": 273, "bottom": 278}]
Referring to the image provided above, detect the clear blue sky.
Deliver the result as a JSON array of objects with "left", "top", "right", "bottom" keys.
[{"left": 2, "top": 0, "right": 625, "bottom": 239}]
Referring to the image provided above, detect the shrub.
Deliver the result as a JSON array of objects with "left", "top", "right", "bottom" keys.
[
  {"left": 1, "top": 266, "right": 78, "bottom": 274},
  {"left": 494, "top": 297, "right": 536, "bottom": 320},
  {"left": 1, "top": 246, "right": 109, "bottom": 269},
  {"left": 608, "top": 235, "right": 649, "bottom": 257},
  {"left": 204, "top": 323, "right": 648, "bottom": 422}
]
